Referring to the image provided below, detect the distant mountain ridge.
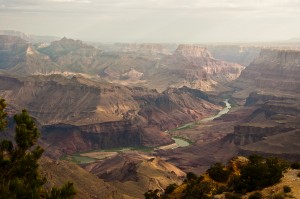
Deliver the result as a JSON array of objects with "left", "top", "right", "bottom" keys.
[
  {"left": 0, "top": 30, "right": 60, "bottom": 43},
  {"left": 0, "top": 35, "right": 245, "bottom": 93}
]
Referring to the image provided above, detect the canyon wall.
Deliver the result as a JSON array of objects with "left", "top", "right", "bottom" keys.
[
  {"left": 236, "top": 49, "right": 300, "bottom": 93},
  {"left": 0, "top": 73, "right": 221, "bottom": 155}
]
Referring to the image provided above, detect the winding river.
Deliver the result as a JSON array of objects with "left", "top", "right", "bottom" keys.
[
  {"left": 68, "top": 99, "right": 232, "bottom": 163},
  {"left": 162, "top": 99, "right": 232, "bottom": 149}
]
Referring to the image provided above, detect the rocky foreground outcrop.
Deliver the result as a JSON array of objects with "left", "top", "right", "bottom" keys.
[{"left": 0, "top": 72, "right": 221, "bottom": 155}]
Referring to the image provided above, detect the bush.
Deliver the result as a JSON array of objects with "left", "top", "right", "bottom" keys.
[
  {"left": 186, "top": 172, "right": 198, "bottom": 182},
  {"left": 249, "top": 192, "right": 263, "bottom": 199},
  {"left": 215, "top": 185, "right": 228, "bottom": 194},
  {"left": 144, "top": 189, "right": 160, "bottom": 199},
  {"left": 225, "top": 192, "right": 242, "bottom": 199},
  {"left": 164, "top": 183, "right": 177, "bottom": 194},
  {"left": 283, "top": 185, "right": 291, "bottom": 193},
  {"left": 207, "top": 162, "right": 231, "bottom": 182},
  {"left": 185, "top": 181, "right": 213, "bottom": 199},
  {"left": 291, "top": 162, "right": 300, "bottom": 169},
  {"left": 231, "top": 155, "right": 288, "bottom": 193}
]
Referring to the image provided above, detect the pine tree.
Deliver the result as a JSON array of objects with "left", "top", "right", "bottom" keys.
[{"left": 0, "top": 98, "right": 76, "bottom": 198}]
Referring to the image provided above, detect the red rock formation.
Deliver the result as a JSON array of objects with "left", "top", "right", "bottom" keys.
[{"left": 161, "top": 45, "right": 245, "bottom": 92}]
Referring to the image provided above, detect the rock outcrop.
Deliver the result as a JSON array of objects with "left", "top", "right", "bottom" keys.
[
  {"left": 160, "top": 45, "right": 245, "bottom": 92},
  {"left": 235, "top": 49, "right": 300, "bottom": 94}
]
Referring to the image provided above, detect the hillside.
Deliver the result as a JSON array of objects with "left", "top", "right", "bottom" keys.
[
  {"left": 83, "top": 152, "right": 185, "bottom": 198},
  {"left": 39, "top": 156, "right": 133, "bottom": 199},
  {"left": 156, "top": 156, "right": 300, "bottom": 199}
]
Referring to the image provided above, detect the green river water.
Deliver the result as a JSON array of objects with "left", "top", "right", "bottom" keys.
[{"left": 170, "top": 99, "right": 231, "bottom": 148}]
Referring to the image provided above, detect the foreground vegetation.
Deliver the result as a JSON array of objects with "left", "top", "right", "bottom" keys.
[
  {"left": 0, "top": 98, "right": 76, "bottom": 198},
  {"left": 145, "top": 155, "right": 299, "bottom": 199}
]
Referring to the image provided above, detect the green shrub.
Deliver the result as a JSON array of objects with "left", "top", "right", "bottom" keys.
[
  {"left": 225, "top": 192, "right": 242, "bottom": 199},
  {"left": 283, "top": 185, "right": 291, "bottom": 193},
  {"left": 215, "top": 185, "right": 228, "bottom": 194},
  {"left": 248, "top": 192, "right": 263, "bottom": 199},
  {"left": 164, "top": 183, "right": 177, "bottom": 194},
  {"left": 231, "top": 155, "right": 288, "bottom": 193},
  {"left": 186, "top": 172, "right": 198, "bottom": 182},
  {"left": 207, "top": 162, "right": 231, "bottom": 182},
  {"left": 290, "top": 162, "right": 300, "bottom": 169},
  {"left": 185, "top": 181, "right": 213, "bottom": 199}
]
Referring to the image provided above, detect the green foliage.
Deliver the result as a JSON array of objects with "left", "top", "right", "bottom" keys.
[
  {"left": 290, "top": 162, "right": 300, "bottom": 169},
  {"left": 0, "top": 99, "right": 7, "bottom": 131},
  {"left": 186, "top": 172, "right": 198, "bottom": 182},
  {"left": 185, "top": 181, "right": 213, "bottom": 199},
  {"left": 230, "top": 155, "right": 288, "bottom": 193},
  {"left": 214, "top": 185, "right": 228, "bottom": 194},
  {"left": 151, "top": 155, "right": 289, "bottom": 199},
  {"left": 225, "top": 192, "right": 242, "bottom": 199},
  {"left": 46, "top": 182, "right": 76, "bottom": 199},
  {"left": 0, "top": 98, "right": 75, "bottom": 198},
  {"left": 144, "top": 189, "right": 160, "bottom": 199},
  {"left": 207, "top": 162, "right": 231, "bottom": 182},
  {"left": 248, "top": 192, "right": 263, "bottom": 199},
  {"left": 283, "top": 185, "right": 291, "bottom": 193},
  {"left": 164, "top": 183, "right": 177, "bottom": 194},
  {"left": 14, "top": 110, "right": 40, "bottom": 152}
]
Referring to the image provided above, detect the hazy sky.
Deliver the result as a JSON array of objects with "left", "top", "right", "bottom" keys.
[{"left": 0, "top": 0, "right": 300, "bottom": 43}]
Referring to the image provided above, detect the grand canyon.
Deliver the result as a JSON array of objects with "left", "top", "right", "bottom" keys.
[{"left": 0, "top": 28, "right": 299, "bottom": 198}]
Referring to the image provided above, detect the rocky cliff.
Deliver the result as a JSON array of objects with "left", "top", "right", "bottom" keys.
[
  {"left": 235, "top": 49, "right": 300, "bottom": 94},
  {"left": 0, "top": 73, "right": 221, "bottom": 155},
  {"left": 206, "top": 45, "right": 261, "bottom": 66},
  {"left": 160, "top": 45, "right": 245, "bottom": 92},
  {"left": 0, "top": 35, "right": 29, "bottom": 69}
]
